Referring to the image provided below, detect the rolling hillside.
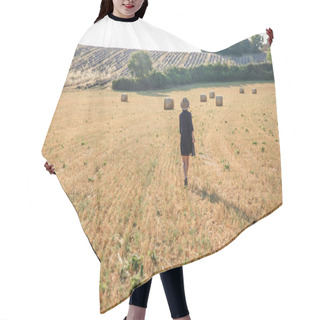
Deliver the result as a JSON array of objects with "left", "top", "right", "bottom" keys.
[{"left": 64, "top": 45, "right": 267, "bottom": 90}]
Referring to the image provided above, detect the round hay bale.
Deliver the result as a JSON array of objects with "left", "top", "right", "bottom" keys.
[
  {"left": 239, "top": 87, "right": 244, "bottom": 94},
  {"left": 200, "top": 94, "right": 207, "bottom": 102},
  {"left": 252, "top": 88, "right": 257, "bottom": 94},
  {"left": 209, "top": 91, "right": 215, "bottom": 98},
  {"left": 121, "top": 93, "right": 128, "bottom": 102},
  {"left": 164, "top": 97, "right": 174, "bottom": 110},
  {"left": 216, "top": 95, "right": 223, "bottom": 106}
]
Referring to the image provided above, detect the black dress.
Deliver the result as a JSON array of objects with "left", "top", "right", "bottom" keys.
[{"left": 179, "top": 110, "right": 195, "bottom": 156}]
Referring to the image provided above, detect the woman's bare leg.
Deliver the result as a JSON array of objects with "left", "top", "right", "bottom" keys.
[
  {"left": 182, "top": 156, "right": 188, "bottom": 179},
  {"left": 126, "top": 305, "right": 146, "bottom": 320},
  {"left": 173, "top": 315, "right": 191, "bottom": 320},
  {"left": 186, "top": 156, "right": 189, "bottom": 175}
]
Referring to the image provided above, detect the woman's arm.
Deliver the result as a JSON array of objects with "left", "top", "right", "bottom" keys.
[
  {"left": 190, "top": 114, "right": 195, "bottom": 142},
  {"left": 44, "top": 161, "right": 56, "bottom": 174}
]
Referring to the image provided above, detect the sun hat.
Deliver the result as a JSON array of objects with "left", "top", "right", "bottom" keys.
[{"left": 180, "top": 98, "right": 189, "bottom": 110}]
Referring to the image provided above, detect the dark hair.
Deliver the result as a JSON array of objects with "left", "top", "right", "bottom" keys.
[{"left": 94, "top": 0, "right": 148, "bottom": 24}]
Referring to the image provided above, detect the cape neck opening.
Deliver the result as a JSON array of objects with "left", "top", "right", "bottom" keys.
[{"left": 107, "top": 12, "right": 140, "bottom": 22}]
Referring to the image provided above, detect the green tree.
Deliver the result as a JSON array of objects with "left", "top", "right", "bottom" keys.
[
  {"left": 250, "top": 35, "right": 263, "bottom": 52},
  {"left": 266, "top": 46, "right": 272, "bottom": 63},
  {"left": 127, "top": 51, "right": 153, "bottom": 79}
]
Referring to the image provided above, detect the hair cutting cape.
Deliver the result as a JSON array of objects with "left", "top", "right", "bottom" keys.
[{"left": 41, "top": 25, "right": 282, "bottom": 313}]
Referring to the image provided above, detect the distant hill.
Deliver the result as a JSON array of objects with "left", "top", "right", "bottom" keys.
[{"left": 64, "top": 44, "right": 268, "bottom": 90}]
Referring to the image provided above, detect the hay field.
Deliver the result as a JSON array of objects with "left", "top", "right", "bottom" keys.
[{"left": 42, "top": 80, "right": 282, "bottom": 313}]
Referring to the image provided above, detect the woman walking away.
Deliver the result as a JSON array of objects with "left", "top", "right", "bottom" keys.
[{"left": 179, "top": 98, "right": 195, "bottom": 186}]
